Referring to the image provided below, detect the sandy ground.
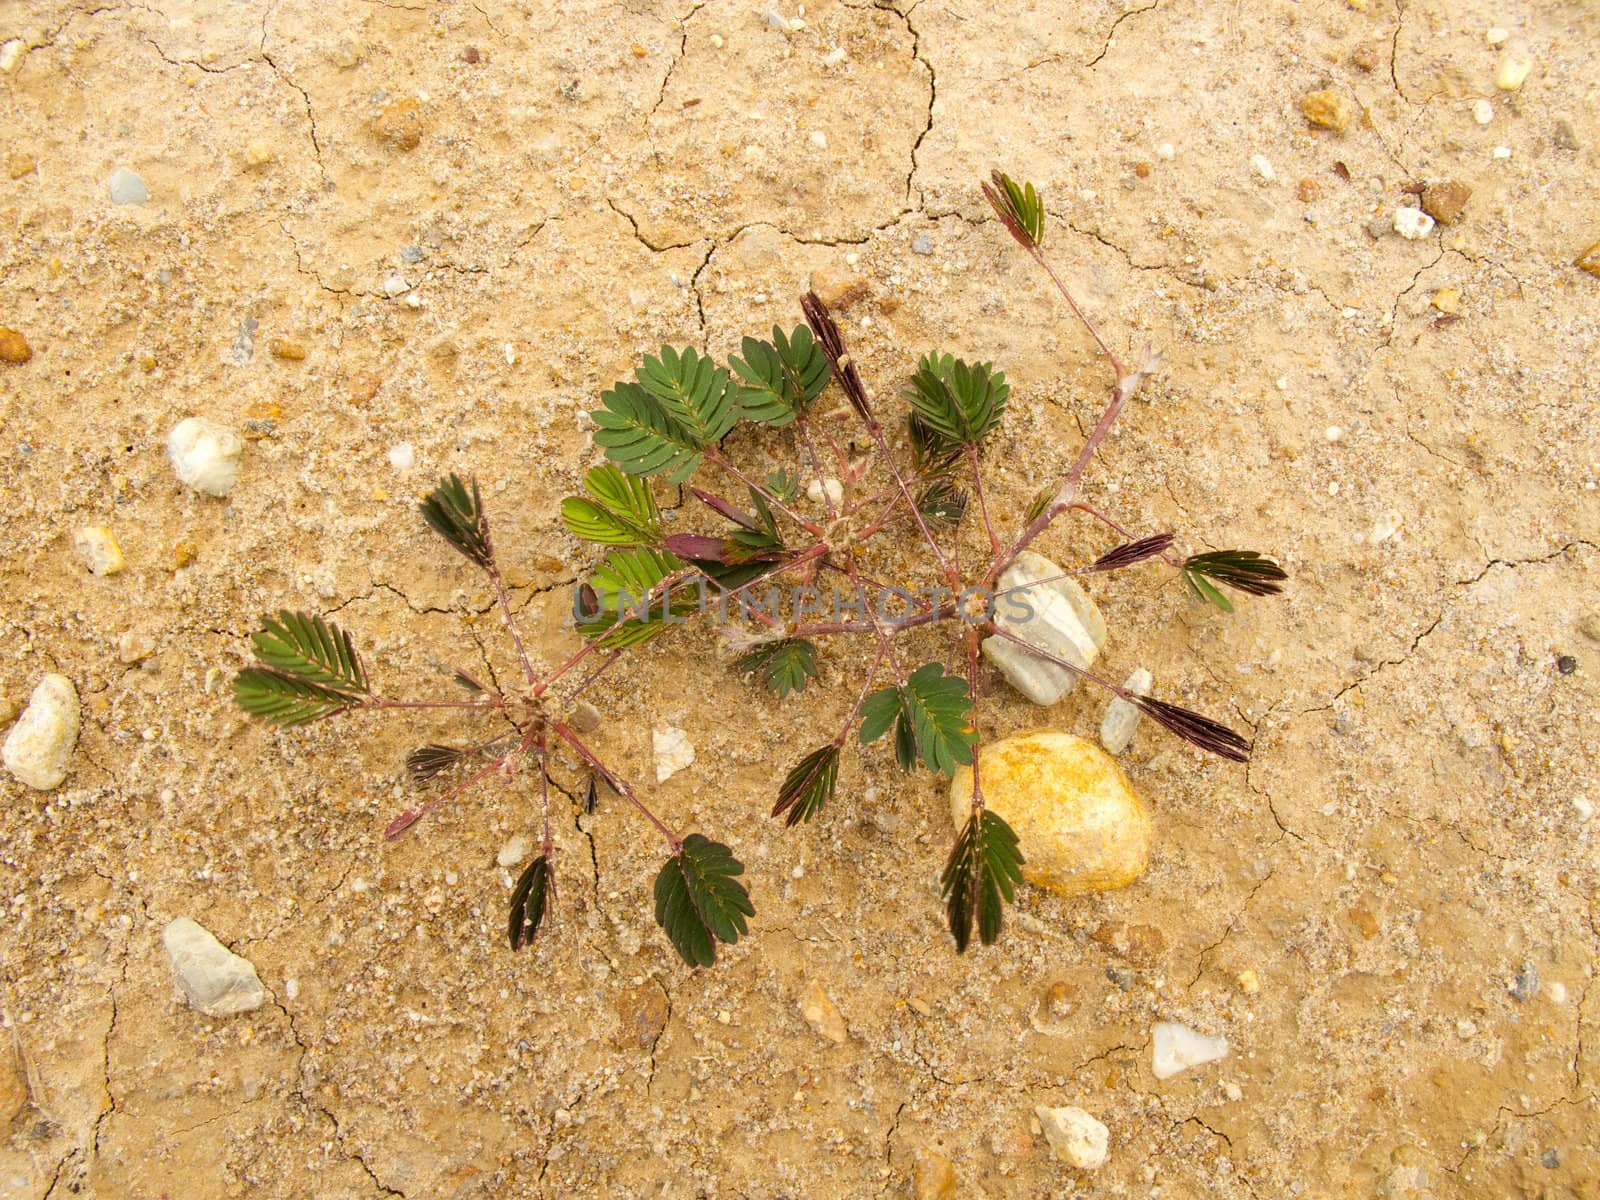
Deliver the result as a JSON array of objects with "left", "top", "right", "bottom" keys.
[{"left": 2, "top": 0, "right": 1598, "bottom": 1196}]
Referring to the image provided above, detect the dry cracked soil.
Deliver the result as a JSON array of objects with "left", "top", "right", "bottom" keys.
[{"left": 1, "top": 0, "right": 1598, "bottom": 1197}]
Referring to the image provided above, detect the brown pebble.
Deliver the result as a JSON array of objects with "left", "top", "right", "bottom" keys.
[
  {"left": 268, "top": 338, "right": 306, "bottom": 361},
  {"left": 1576, "top": 241, "right": 1600, "bottom": 280},
  {"left": 171, "top": 541, "right": 198, "bottom": 571},
  {"left": 1350, "top": 43, "right": 1381, "bottom": 72},
  {"left": 1348, "top": 898, "right": 1379, "bottom": 939},
  {"left": 373, "top": 99, "right": 424, "bottom": 151},
  {"left": 613, "top": 982, "right": 668, "bottom": 1049},
  {"left": 1125, "top": 924, "right": 1166, "bottom": 964},
  {"left": 631, "top": 43, "right": 648, "bottom": 58},
  {"left": 1552, "top": 119, "right": 1579, "bottom": 151},
  {"left": 799, "top": 978, "right": 848, "bottom": 1044},
  {"left": 7, "top": 153, "right": 36, "bottom": 180},
  {"left": 461, "top": 46, "right": 481, "bottom": 64},
  {"left": 1133, "top": 160, "right": 1151, "bottom": 179},
  {"left": 913, "top": 1149, "right": 957, "bottom": 1200},
  {"left": 241, "top": 400, "right": 282, "bottom": 440},
  {"left": 0, "top": 328, "right": 31, "bottom": 364},
  {"left": 1042, "top": 979, "right": 1076, "bottom": 1017},
  {"left": 348, "top": 371, "right": 381, "bottom": 404},
  {"left": 808, "top": 268, "right": 869, "bottom": 310},
  {"left": 1301, "top": 89, "right": 1354, "bottom": 133},
  {"left": 1420, "top": 180, "right": 1471, "bottom": 224},
  {"left": 1297, "top": 177, "right": 1320, "bottom": 202}
]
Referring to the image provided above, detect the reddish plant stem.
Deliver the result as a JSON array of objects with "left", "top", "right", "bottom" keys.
[
  {"left": 793, "top": 414, "right": 838, "bottom": 522},
  {"left": 1032, "top": 248, "right": 1125, "bottom": 377},
  {"left": 384, "top": 730, "right": 532, "bottom": 840},
  {"left": 966, "top": 444, "right": 1002, "bottom": 559},
  {"left": 551, "top": 719, "right": 681, "bottom": 852},
  {"left": 833, "top": 640, "right": 888, "bottom": 747},
  {"left": 487, "top": 561, "right": 539, "bottom": 687},
  {"left": 704, "top": 446, "right": 826, "bottom": 537}
]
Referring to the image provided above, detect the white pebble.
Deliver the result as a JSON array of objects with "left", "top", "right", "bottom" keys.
[
  {"left": 108, "top": 166, "right": 148, "bottom": 205},
  {"left": 1456, "top": 1017, "right": 1478, "bottom": 1039},
  {"left": 1548, "top": 982, "right": 1568, "bottom": 1004},
  {"left": 503, "top": 342, "right": 517, "bottom": 366},
  {"left": 1152, "top": 1021, "right": 1229, "bottom": 1079},
  {"left": 1099, "top": 667, "right": 1152, "bottom": 755},
  {"left": 1485, "top": 26, "right": 1509, "bottom": 45},
  {"left": 1495, "top": 50, "right": 1532, "bottom": 91},
  {"left": 0, "top": 39, "right": 24, "bottom": 73},
  {"left": 819, "top": 47, "right": 846, "bottom": 67},
  {"left": 1392, "top": 206, "right": 1435, "bottom": 240},
  {"left": 1370, "top": 512, "right": 1403, "bottom": 543},
  {"left": 653, "top": 725, "right": 695, "bottom": 783},
  {"left": 73, "top": 526, "right": 126, "bottom": 576},
  {"left": 2, "top": 674, "right": 80, "bottom": 791},
  {"left": 163, "top": 917, "right": 267, "bottom": 1017},
  {"left": 1471, "top": 98, "right": 1494, "bottom": 125},
  {"left": 1572, "top": 797, "right": 1593, "bottom": 821},
  {"left": 382, "top": 274, "right": 410, "bottom": 298},
  {"left": 806, "top": 477, "right": 844, "bottom": 509},
  {"left": 497, "top": 835, "right": 531, "bottom": 868},
  {"left": 1492, "top": 145, "right": 1512, "bottom": 159},
  {"left": 1155, "top": 142, "right": 1176, "bottom": 161},
  {"left": 1325, "top": 425, "right": 1344, "bottom": 442},
  {"left": 404, "top": 293, "right": 423, "bottom": 309},
  {"left": 388, "top": 442, "right": 415, "bottom": 470},
  {"left": 1034, "top": 1105, "right": 1108, "bottom": 1169},
  {"left": 809, "top": 130, "right": 827, "bottom": 148},
  {"left": 709, "top": 33, "right": 725, "bottom": 49},
  {"left": 1249, "top": 154, "right": 1275, "bottom": 183},
  {"left": 1223, "top": 1081, "right": 1243, "bottom": 1102},
  {"left": 167, "top": 417, "right": 243, "bottom": 496},
  {"left": 284, "top": 978, "right": 300, "bottom": 1000}
]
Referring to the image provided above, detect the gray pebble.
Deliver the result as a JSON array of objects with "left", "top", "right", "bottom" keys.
[
  {"left": 163, "top": 917, "right": 267, "bottom": 1016},
  {"left": 401, "top": 244, "right": 424, "bottom": 263},
  {"left": 226, "top": 316, "right": 259, "bottom": 366},
  {"left": 1542, "top": 1149, "right": 1560, "bottom": 1169},
  {"left": 1365, "top": 216, "right": 1390, "bottom": 239},
  {"left": 1509, "top": 961, "right": 1539, "bottom": 1002},
  {"left": 109, "top": 167, "right": 149, "bottom": 206},
  {"left": 912, "top": 234, "right": 933, "bottom": 255},
  {"left": 1105, "top": 966, "right": 1134, "bottom": 991}
]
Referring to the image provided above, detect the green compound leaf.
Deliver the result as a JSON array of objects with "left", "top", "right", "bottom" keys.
[
  {"left": 249, "top": 610, "right": 370, "bottom": 696},
  {"left": 982, "top": 170, "right": 1046, "bottom": 250},
  {"left": 233, "top": 668, "right": 362, "bottom": 727},
  {"left": 941, "top": 808, "right": 1025, "bottom": 953},
  {"left": 859, "top": 662, "right": 977, "bottom": 776},
  {"left": 560, "top": 464, "right": 662, "bottom": 546},
  {"left": 420, "top": 473, "right": 492, "bottom": 568},
  {"left": 729, "top": 324, "right": 832, "bottom": 426},
  {"left": 736, "top": 638, "right": 819, "bottom": 699},
  {"left": 508, "top": 854, "right": 553, "bottom": 951},
  {"left": 575, "top": 548, "right": 693, "bottom": 648},
  {"left": 771, "top": 744, "right": 840, "bottom": 826},
  {"left": 916, "top": 479, "right": 968, "bottom": 528},
  {"left": 591, "top": 380, "right": 705, "bottom": 483},
  {"left": 636, "top": 345, "right": 738, "bottom": 446},
  {"left": 653, "top": 834, "right": 754, "bottom": 967},
  {"left": 1182, "top": 550, "right": 1287, "bottom": 607},
  {"left": 905, "top": 353, "right": 1009, "bottom": 450}
]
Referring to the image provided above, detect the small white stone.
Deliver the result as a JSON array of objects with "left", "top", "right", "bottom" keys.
[
  {"left": 1155, "top": 142, "right": 1176, "bottom": 161},
  {"left": 1151, "top": 1021, "right": 1229, "bottom": 1080},
  {"left": 652, "top": 725, "right": 695, "bottom": 783},
  {"left": 1572, "top": 797, "right": 1593, "bottom": 821},
  {"left": 1393, "top": 206, "right": 1435, "bottom": 240},
  {"left": 1250, "top": 154, "right": 1275, "bottom": 183},
  {"left": 1371, "top": 512, "right": 1403, "bottom": 543},
  {"left": 284, "top": 978, "right": 300, "bottom": 1000},
  {"left": 982, "top": 551, "right": 1108, "bottom": 706},
  {"left": 117, "top": 632, "right": 156, "bottom": 664},
  {"left": 388, "top": 442, "right": 415, "bottom": 470},
  {"left": 1099, "top": 667, "right": 1152, "bottom": 754},
  {"left": 819, "top": 47, "right": 846, "bottom": 67},
  {"left": 1495, "top": 49, "right": 1532, "bottom": 91},
  {"left": 1471, "top": 98, "right": 1494, "bottom": 125},
  {"left": 1034, "top": 1105, "right": 1109, "bottom": 1169},
  {"left": 382, "top": 274, "right": 410, "bottom": 298},
  {"left": 0, "top": 39, "right": 25, "bottom": 73},
  {"left": 2, "top": 675, "right": 80, "bottom": 791},
  {"left": 805, "top": 477, "right": 844, "bottom": 509},
  {"left": 1492, "top": 145, "right": 1512, "bottom": 159},
  {"left": 1548, "top": 981, "right": 1568, "bottom": 1004},
  {"left": 1325, "top": 425, "right": 1344, "bottom": 442},
  {"left": 162, "top": 918, "right": 267, "bottom": 1016},
  {"left": 497, "top": 835, "right": 531, "bottom": 868},
  {"left": 788, "top": 16, "right": 806, "bottom": 31},
  {"left": 1455, "top": 1017, "right": 1478, "bottom": 1039},
  {"left": 809, "top": 130, "right": 827, "bottom": 148},
  {"left": 167, "top": 417, "right": 243, "bottom": 496},
  {"left": 404, "top": 293, "right": 423, "bottom": 309},
  {"left": 709, "top": 33, "right": 725, "bottom": 49},
  {"left": 73, "top": 526, "right": 126, "bottom": 576},
  {"left": 503, "top": 342, "right": 517, "bottom": 366},
  {"left": 1223, "top": 1081, "right": 1243, "bottom": 1102},
  {"left": 1485, "top": 26, "right": 1509, "bottom": 45},
  {"left": 108, "top": 167, "right": 149, "bottom": 206}
]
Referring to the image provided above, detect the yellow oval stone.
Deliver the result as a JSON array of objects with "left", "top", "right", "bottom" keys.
[{"left": 948, "top": 731, "right": 1149, "bottom": 895}]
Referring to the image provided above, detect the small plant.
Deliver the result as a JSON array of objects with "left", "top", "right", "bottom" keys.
[{"left": 233, "top": 171, "right": 1283, "bottom": 964}]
